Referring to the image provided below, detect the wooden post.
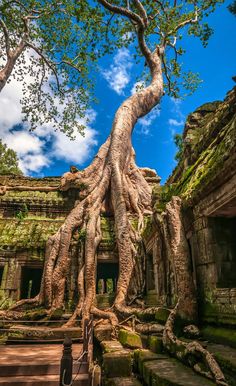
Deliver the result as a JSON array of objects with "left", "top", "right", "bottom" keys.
[{"left": 60, "top": 336, "right": 73, "bottom": 386}]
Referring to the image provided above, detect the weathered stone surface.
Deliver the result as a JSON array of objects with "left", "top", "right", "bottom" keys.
[
  {"left": 207, "top": 342, "right": 236, "bottom": 374},
  {"left": 119, "top": 329, "right": 143, "bottom": 349},
  {"left": 201, "top": 326, "right": 236, "bottom": 349},
  {"left": 147, "top": 335, "right": 163, "bottom": 353},
  {"left": 143, "top": 358, "right": 215, "bottom": 386},
  {"left": 101, "top": 340, "right": 123, "bottom": 353},
  {"left": 155, "top": 308, "right": 170, "bottom": 324},
  {"left": 103, "top": 350, "right": 132, "bottom": 378},
  {"left": 94, "top": 324, "right": 113, "bottom": 342},
  {"left": 104, "top": 377, "right": 142, "bottom": 386},
  {"left": 133, "top": 349, "right": 168, "bottom": 376}
]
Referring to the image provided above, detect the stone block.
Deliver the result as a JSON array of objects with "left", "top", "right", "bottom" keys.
[
  {"left": 143, "top": 358, "right": 215, "bottom": 385},
  {"left": 133, "top": 349, "right": 168, "bottom": 377},
  {"left": 201, "top": 326, "right": 236, "bottom": 349},
  {"left": 94, "top": 324, "right": 113, "bottom": 342},
  {"left": 103, "top": 350, "right": 132, "bottom": 378},
  {"left": 155, "top": 307, "right": 170, "bottom": 324},
  {"left": 148, "top": 335, "right": 163, "bottom": 354},
  {"left": 101, "top": 340, "right": 123, "bottom": 353},
  {"left": 104, "top": 377, "right": 142, "bottom": 386},
  {"left": 119, "top": 329, "right": 143, "bottom": 349}
]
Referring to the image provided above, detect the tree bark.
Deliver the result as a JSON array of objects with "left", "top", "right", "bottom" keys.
[{"left": 0, "top": 43, "right": 26, "bottom": 92}]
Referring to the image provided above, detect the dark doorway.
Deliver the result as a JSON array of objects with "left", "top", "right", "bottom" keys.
[
  {"left": 0, "top": 266, "right": 3, "bottom": 285},
  {"left": 146, "top": 254, "right": 155, "bottom": 291},
  {"left": 209, "top": 217, "right": 236, "bottom": 288},
  {"left": 96, "top": 263, "right": 118, "bottom": 294},
  {"left": 20, "top": 267, "right": 43, "bottom": 299}
]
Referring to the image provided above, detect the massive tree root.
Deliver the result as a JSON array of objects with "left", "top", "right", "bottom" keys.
[
  {"left": 10, "top": 48, "right": 164, "bottom": 326},
  {"left": 163, "top": 303, "right": 228, "bottom": 386}
]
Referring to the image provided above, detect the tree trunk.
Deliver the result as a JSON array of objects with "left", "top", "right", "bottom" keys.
[
  {"left": 10, "top": 48, "right": 163, "bottom": 322},
  {"left": 0, "top": 44, "right": 26, "bottom": 92}
]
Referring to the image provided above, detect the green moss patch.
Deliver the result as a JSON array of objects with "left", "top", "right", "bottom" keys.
[
  {"left": 103, "top": 350, "right": 132, "bottom": 378},
  {"left": 119, "top": 329, "right": 143, "bottom": 349},
  {"left": 201, "top": 326, "right": 236, "bottom": 349},
  {"left": 0, "top": 218, "right": 63, "bottom": 251},
  {"left": 101, "top": 340, "right": 123, "bottom": 353},
  {"left": 155, "top": 308, "right": 171, "bottom": 324},
  {"left": 148, "top": 335, "right": 163, "bottom": 354}
]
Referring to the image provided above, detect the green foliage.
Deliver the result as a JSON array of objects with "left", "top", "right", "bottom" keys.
[
  {"left": 15, "top": 204, "right": 29, "bottom": 221},
  {"left": 174, "top": 133, "right": 184, "bottom": 161},
  {"left": 0, "top": 140, "right": 22, "bottom": 175},
  {"left": 228, "top": 1, "right": 236, "bottom": 15},
  {"left": 78, "top": 228, "right": 87, "bottom": 241},
  {"left": 0, "top": 0, "right": 224, "bottom": 131}
]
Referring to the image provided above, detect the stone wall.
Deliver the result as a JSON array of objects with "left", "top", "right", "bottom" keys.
[
  {"left": 0, "top": 175, "right": 119, "bottom": 309},
  {"left": 144, "top": 87, "right": 236, "bottom": 326}
]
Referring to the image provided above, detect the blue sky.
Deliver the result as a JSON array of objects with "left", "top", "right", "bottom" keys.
[{"left": 0, "top": 0, "right": 235, "bottom": 183}]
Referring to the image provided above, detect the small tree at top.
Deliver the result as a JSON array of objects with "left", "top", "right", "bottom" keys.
[{"left": 0, "top": 140, "right": 22, "bottom": 175}]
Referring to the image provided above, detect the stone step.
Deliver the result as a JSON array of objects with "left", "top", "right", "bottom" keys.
[
  {"left": 134, "top": 349, "right": 215, "bottom": 386},
  {"left": 0, "top": 374, "right": 89, "bottom": 386},
  {"left": 0, "top": 362, "right": 89, "bottom": 377},
  {"left": 104, "top": 377, "right": 142, "bottom": 386},
  {"left": 207, "top": 342, "right": 236, "bottom": 385}
]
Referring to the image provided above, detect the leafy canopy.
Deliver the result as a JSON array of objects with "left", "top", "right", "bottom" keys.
[
  {"left": 0, "top": 0, "right": 224, "bottom": 135},
  {"left": 0, "top": 140, "right": 23, "bottom": 175}
]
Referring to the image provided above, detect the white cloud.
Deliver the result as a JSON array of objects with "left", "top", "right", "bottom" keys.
[
  {"left": 0, "top": 52, "right": 97, "bottom": 175},
  {"left": 138, "top": 107, "right": 160, "bottom": 135},
  {"left": 101, "top": 48, "right": 132, "bottom": 95},
  {"left": 168, "top": 97, "right": 185, "bottom": 137},
  {"left": 168, "top": 118, "right": 184, "bottom": 127}
]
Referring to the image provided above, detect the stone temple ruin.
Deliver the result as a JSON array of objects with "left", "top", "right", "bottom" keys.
[{"left": 0, "top": 87, "right": 235, "bottom": 385}]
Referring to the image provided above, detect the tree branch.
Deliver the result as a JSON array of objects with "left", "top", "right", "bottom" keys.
[
  {"left": 162, "top": 55, "right": 172, "bottom": 94},
  {"left": 56, "top": 60, "right": 81, "bottom": 72},
  {"left": 168, "top": 10, "right": 198, "bottom": 36},
  {"left": 97, "top": 0, "right": 144, "bottom": 27},
  {"left": 133, "top": 0, "right": 148, "bottom": 26},
  {"left": 25, "top": 42, "right": 62, "bottom": 94},
  {"left": 0, "top": 18, "right": 10, "bottom": 56},
  {"left": 97, "top": 0, "right": 156, "bottom": 70}
]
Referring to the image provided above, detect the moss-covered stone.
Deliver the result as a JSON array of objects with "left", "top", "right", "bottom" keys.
[
  {"left": 104, "top": 377, "right": 142, "bottom": 386},
  {"left": 133, "top": 349, "right": 167, "bottom": 376},
  {"left": 48, "top": 308, "right": 64, "bottom": 320},
  {"left": 148, "top": 335, "right": 163, "bottom": 354},
  {"left": 200, "top": 300, "right": 236, "bottom": 326},
  {"left": 23, "top": 308, "right": 48, "bottom": 321},
  {"left": 119, "top": 329, "right": 143, "bottom": 349},
  {"left": 103, "top": 350, "right": 132, "bottom": 378},
  {"left": 101, "top": 340, "right": 123, "bottom": 353},
  {"left": 0, "top": 218, "right": 63, "bottom": 251},
  {"left": 155, "top": 308, "right": 170, "bottom": 324},
  {"left": 201, "top": 326, "right": 236, "bottom": 349},
  {"left": 143, "top": 358, "right": 215, "bottom": 386},
  {"left": 96, "top": 294, "right": 115, "bottom": 309}
]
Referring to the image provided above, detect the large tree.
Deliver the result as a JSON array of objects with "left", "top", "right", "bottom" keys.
[{"left": 2, "top": 1, "right": 228, "bottom": 384}]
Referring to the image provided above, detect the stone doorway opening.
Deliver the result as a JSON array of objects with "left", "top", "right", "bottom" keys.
[
  {"left": 20, "top": 267, "right": 43, "bottom": 299},
  {"left": 96, "top": 262, "right": 118, "bottom": 295},
  {"left": 210, "top": 217, "right": 236, "bottom": 289},
  {"left": 146, "top": 253, "right": 155, "bottom": 291}
]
